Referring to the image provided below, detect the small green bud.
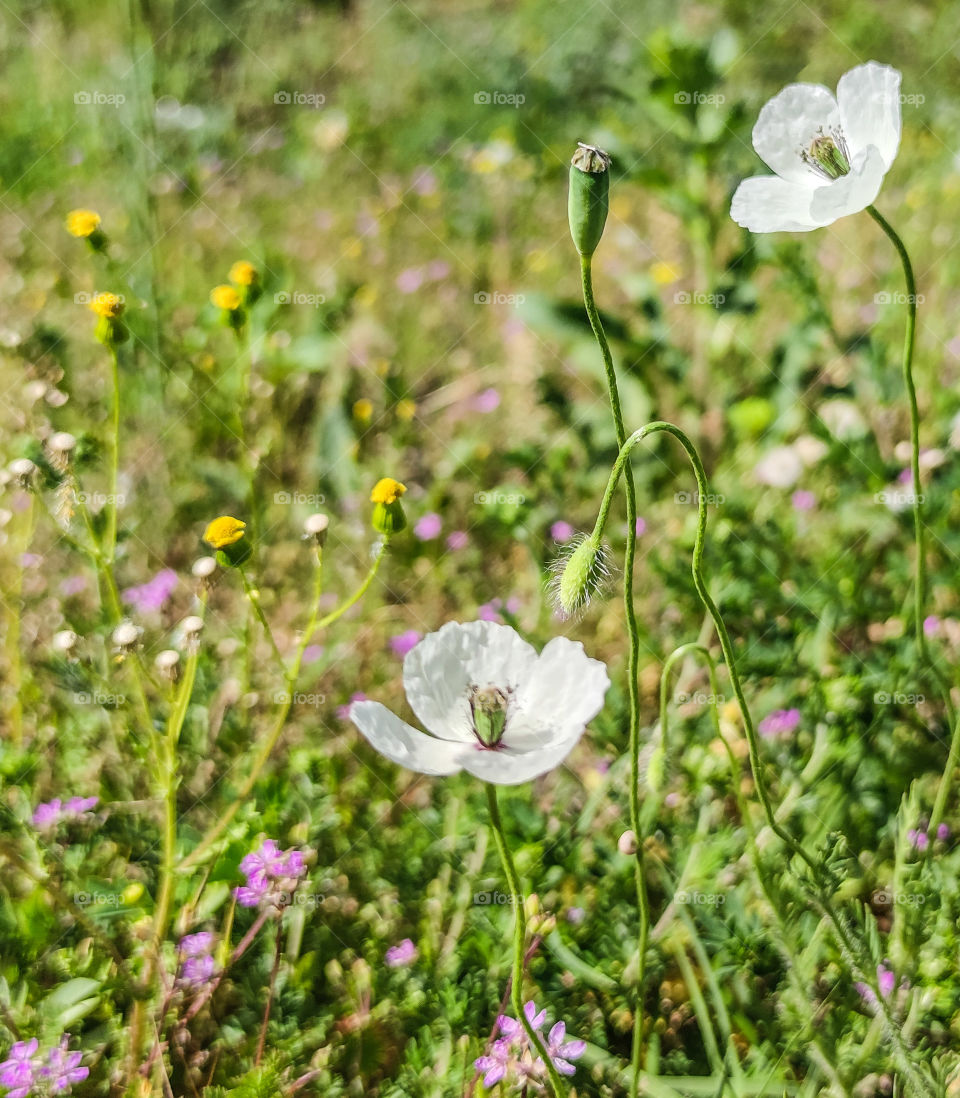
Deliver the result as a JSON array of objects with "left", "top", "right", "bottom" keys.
[
  {"left": 550, "top": 533, "right": 609, "bottom": 618},
  {"left": 568, "top": 142, "right": 611, "bottom": 258},
  {"left": 469, "top": 685, "right": 509, "bottom": 747},
  {"left": 370, "top": 477, "right": 406, "bottom": 536}
]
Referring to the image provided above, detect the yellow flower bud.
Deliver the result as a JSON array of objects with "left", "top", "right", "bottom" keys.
[
  {"left": 370, "top": 477, "right": 406, "bottom": 536},
  {"left": 229, "top": 260, "right": 258, "bottom": 287},
  {"left": 210, "top": 284, "right": 242, "bottom": 311},
  {"left": 89, "top": 292, "right": 125, "bottom": 319},
  {"left": 66, "top": 209, "right": 102, "bottom": 238},
  {"left": 203, "top": 515, "right": 246, "bottom": 549}
]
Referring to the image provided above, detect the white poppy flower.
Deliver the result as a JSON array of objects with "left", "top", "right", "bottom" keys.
[
  {"left": 350, "top": 620, "right": 609, "bottom": 785},
  {"left": 731, "top": 61, "right": 901, "bottom": 233}
]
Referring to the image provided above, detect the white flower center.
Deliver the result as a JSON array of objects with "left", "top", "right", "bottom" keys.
[{"left": 800, "top": 127, "right": 851, "bottom": 181}]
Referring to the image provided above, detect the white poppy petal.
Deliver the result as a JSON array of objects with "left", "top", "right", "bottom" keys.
[
  {"left": 461, "top": 734, "right": 583, "bottom": 786},
  {"left": 350, "top": 701, "right": 467, "bottom": 775},
  {"left": 509, "top": 637, "right": 610, "bottom": 749},
  {"left": 403, "top": 620, "right": 538, "bottom": 741},
  {"left": 808, "top": 145, "right": 886, "bottom": 224},
  {"left": 752, "top": 82, "right": 839, "bottom": 184},
  {"left": 730, "top": 175, "right": 823, "bottom": 233},
  {"left": 837, "top": 61, "right": 901, "bottom": 169}
]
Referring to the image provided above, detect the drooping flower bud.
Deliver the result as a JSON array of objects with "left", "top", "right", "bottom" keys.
[
  {"left": 370, "top": 477, "right": 406, "bottom": 536},
  {"left": 303, "top": 512, "right": 329, "bottom": 547},
  {"left": 568, "top": 142, "right": 611, "bottom": 258},
  {"left": 549, "top": 532, "right": 610, "bottom": 618},
  {"left": 618, "top": 829, "right": 639, "bottom": 856}
]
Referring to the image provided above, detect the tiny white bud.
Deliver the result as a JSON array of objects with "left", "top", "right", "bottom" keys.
[
  {"left": 112, "top": 621, "right": 142, "bottom": 649},
  {"left": 618, "top": 829, "right": 639, "bottom": 856},
  {"left": 155, "top": 649, "right": 180, "bottom": 672},
  {"left": 303, "top": 512, "right": 329, "bottom": 541},
  {"left": 9, "top": 458, "right": 35, "bottom": 481},
  {"left": 52, "top": 629, "right": 78, "bottom": 652},
  {"left": 180, "top": 615, "right": 204, "bottom": 636},
  {"left": 191, "top": 556, "right": 217, "bottom": 579},
  {"left": 48, "top": 431, "right": 77, "bottom": 453}
]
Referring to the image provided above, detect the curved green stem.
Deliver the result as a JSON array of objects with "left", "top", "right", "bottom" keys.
[
  {"left": 485, "top": 783, "right": 565, "bottom": 1098},
  {"left": 581, "top": 253, "right": 649, "bottom": 1095},
  {"left": 592, "top": 421, "right": 935, "bottom": 1095}
]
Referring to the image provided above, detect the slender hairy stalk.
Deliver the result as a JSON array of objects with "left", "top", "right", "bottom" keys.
[
  {"left": 866, "top": 206, "right": 958, "bottom": 846},
  {"left": 484, "top": 783, "right": 565, "bottom": 1098},
  {"left": 104, "top": 346, "right": 121, "bottom": 565},
  {"left": 580, "top": 252, "right": 650, "bottom": 1096},
  {"left": 127, "top": 598, "right": 205, "bottom": 1082},
  {"left": 179, "top": 540, "right": 387, "bottom": 870},
  {"left": 864, "top": 209, "right": 954, "bottom": 709},
  {"left": 237, "top": 565, "right": 285, "bottom": 672},
  {"left": 592, "top": 422, "right": 935, "bottom": 1096}
]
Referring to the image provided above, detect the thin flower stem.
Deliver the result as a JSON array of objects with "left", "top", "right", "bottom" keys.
[
  {"left": 593, "top": 422, "right": 935, "bottom": 1095},
  {"left": 179, "top": 542, "right": 386, "bottom": 870},
  {"left": 237, "top": 565, "right": 285, "bottom": 672},
  {"left": 659, "top": 644, "right": 848, "bottom": 1091},
  {"left": 484, "top": 783, "right": 565, "bottom": 1098},
  {"left": 580, "top": 253, "right": 650, "bottom": 1096},
  {"left": 104, "top": 345, "right": 121, "bottom": 565},
  {"left": 864, "top": 208, "right": 954, "bottom": 716},
  {"left": 128, "top": 596, "right": 206, "bottom": 1083}
]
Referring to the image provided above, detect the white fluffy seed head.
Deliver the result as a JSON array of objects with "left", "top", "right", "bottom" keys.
[
  {"left": 303, "top": 512, "right": 329, "bottom": 540},
  {"left": 9, "top": 458, "right": 35, "bottom": 480},
  {"left": 52, "top": 629, "right": 78, "bottom": 652},
  {"left": 180, "top": 615, "right": 204, "bottom": 636},
  {"left": 112, "top": 621, "right": 142, "bottom": 648},
  {"left": 191, "top": 556, "right": 217, "bottom": 579},
  {"left": 48, "top": 432, "right": 77, "bottom": 453},
  {"left": 155, "top": 649, "right": 180, "bottom": 671}
]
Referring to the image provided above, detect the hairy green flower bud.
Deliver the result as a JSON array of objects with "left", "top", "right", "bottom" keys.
[
  {"left": 568, "top": 142, "right": 611, "bottom": 258},
  {"left": 550, "top": 532, "right": 610, "bottom": 618}
]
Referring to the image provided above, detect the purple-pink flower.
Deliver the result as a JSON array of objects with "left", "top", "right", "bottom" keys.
[
  {"left": 40, "top": 1037, "right": 89, "bottom": 1094},
  {"left": 792, "top": 489, "right": 816, "bottom": 512},
  {"left": 234, "top": 839, "right": 307, "bottom": 908},
  {"left": 446, "top": 531, "right": 468, "bottom": 551},
  {"left": 758, "top": 708, "right": 801, "bottom": 739},
  {"left": 473, "top": 1001, "right": 585, "bottom": 1089},
  {"left": 0, "top": 1039, "right": 39, "bottom": 1098},
  {"left": 121, "top": 568, "right": 178, "bottom": 614},
  {"left": 471, "top": 388, "right": 500, "bottom": 414},
  {"left": 177, "top": 933, "right": 218, "bottom": 990},
  {"left": 414, "top": 512, "right": 442, "bottom": 540},
  {"left": 385, "top": 938, "right": 418, "bottom": 968},
  {"left": 390, "top": 630, "right": 421, "bottom": 657},
  {"left": 1, "top": 1035, "right": 89, "bottom": 1097},
  {"left": 32, "top": 797, "right": 98, "bottom": 830},
  {"left": 550, "top": 521, "right": 574, "bottom": 544}
]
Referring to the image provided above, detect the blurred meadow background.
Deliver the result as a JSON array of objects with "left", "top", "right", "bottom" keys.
[{"left": 4, "top": 0, "right": 960, "bottom": 1095}]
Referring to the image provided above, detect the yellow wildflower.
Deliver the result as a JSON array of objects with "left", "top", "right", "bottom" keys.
[
  {"left": 203, "top": 515, "right": 246, "bottom": 549},
  {"left": 229, "top": 260, "right": 258, "bottom": 287},
  {"left": 210, "top": 285, "right": 242, "bottom": 311},
  {"left": 66, "top": 209, "right": 101, "bottom": 238},
  {"left": 370, "top": 478, "right": 406, "bottom": 505},
  {"left": 88, "top": 292, "right": 125, "bottom": 318}
]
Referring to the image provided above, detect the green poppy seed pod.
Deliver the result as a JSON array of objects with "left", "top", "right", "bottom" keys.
[{"left": 568, "top": 142, "right": 611, "bottom": 258}]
